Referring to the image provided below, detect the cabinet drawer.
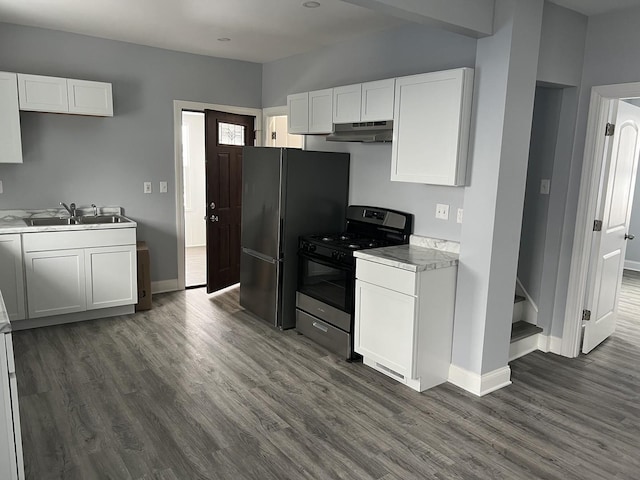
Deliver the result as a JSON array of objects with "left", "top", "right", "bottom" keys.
[
  {"left": 23, "top": 228, "right": 136, "bottom": 252},
  {"left": 296, "top": 309, "right": 351, "bottom": 359},
  {"left": 356, "top": 259, "right": 416, "bottom": 295}
]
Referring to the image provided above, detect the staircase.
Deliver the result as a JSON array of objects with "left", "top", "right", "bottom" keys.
[{"left": 509, "top": 292, "right": 542, "bottom": 361}]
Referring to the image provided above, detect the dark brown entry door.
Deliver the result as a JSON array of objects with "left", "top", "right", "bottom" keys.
[{"left": 204, "top": 109, "right": 255, "bottom": 293}]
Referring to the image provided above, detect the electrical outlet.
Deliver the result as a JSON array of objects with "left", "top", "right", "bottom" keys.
[
  {"left": 0, "top": 180, "right": 3, "bottom": 194},
  {"left": 159, "top": 181, "right": 168, "bottom": 193},
  {"left": 457, "top": 208, "right": 463, "bottom": 224},
  {"left": 144, "top": 182, "right": 152, "bottom": 194},
  {"left": 540, "top": 179, "right": 551, "bottom": 195},
  {"left": 435, "top": 203, "right": 450, "bottom": 220}
]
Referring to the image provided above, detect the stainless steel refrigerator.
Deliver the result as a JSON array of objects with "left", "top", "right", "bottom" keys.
[{"left": 239, "top": 147, "right": 349, "bottom": 330}]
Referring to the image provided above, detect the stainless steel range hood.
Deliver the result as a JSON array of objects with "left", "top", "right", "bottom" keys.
[{"left": 326, "top": 120, "right": 393, "bottom": 143}]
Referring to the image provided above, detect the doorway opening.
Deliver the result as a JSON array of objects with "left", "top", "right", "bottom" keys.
[
  {"left": 563, "top": 83, "right": 640, "bottom": 357},
  {"left": 182, "top": 111, "right": 207, "bottom": 288},
  {"left": 173, "top": 101, "right": 263, "bottom": 292}
]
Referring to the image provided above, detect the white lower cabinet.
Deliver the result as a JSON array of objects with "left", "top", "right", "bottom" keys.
[
  {"left": 0, "top": 332, "right": 24, "bottom": 480},
  {"left": 354, "top": 258, "right": 457, "bottom": 392},
  {"left": 0, "top": 235, "right": 25, "bottom": 322},
  {"left": 85, "top": 245, "right": 136, "bottom": 310},
  {"left": 22, "top": 228, "right": 137, "bottom": 320},
  {"left": 24, "top": 249, "right": 86, "bottom": 318}
]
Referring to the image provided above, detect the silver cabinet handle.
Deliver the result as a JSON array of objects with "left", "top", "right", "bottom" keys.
[
  {"left": 625, "top": 233, "right": 635, "bottom": 240},
  {"left": 312, "top": 321, "right": 328, "bottom": 333}
]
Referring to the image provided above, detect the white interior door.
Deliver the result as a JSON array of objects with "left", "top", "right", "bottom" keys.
[{"left": 583, "top": 100, "right": 640, "bottom": 353}]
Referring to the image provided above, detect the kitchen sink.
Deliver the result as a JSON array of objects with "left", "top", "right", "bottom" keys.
[
  {"left": 26, "top": 217, "right": 79, "bottom": 226},
  {"left": 79, "top": 215, "right": 130, "bottom": 224}
]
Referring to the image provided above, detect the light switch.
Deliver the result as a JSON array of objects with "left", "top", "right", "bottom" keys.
[
  {"left": 144, "top": 182, "right": 152, "bottom": 194},
  {"left": 0, "top": 180, "right": 3, "bottom": 194},
  {"left": 540, "top": 179, "right": 551, "bottom": 195},
  {"left": 457, "top": 208, "right": 463, "bottom": 224},
  {"left": 435, "top": 203, "right": 450, "bottom": 220},
  {"left": 159, "top": 181, "right": 168, "bottom": 193}
]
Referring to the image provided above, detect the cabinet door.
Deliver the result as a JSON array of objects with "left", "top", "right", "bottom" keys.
[
  {"left": 287, "top": 92, "right": 309, "bottom": 134},
  {"left": 85, "top": 245, "right": 137, "bottom": 310},
  {"left": 0, "top": 72, "right": 23, "bottom": 164},
  {"left": 354, "top": 279, "right": 416, "bottom": 378},
  {"left": 333, "top": 84, "right": 361, "bottom": 123},
  {"left": 17, "top": 74, "right": 68, "bottom": 113},
  {"left": 391, "top": 68, "right": 473, "bottom": 186},
  {"left": 361, "top": 79, "right": 395, "bottom": 122},
  {"left": 67, "top": 79, "right": 113, "bottom": 116},
  {"left": 24, "top": 249, "right": 86, "bottom": 318},
  {"left": 308, "top": 88, "right": 333, "bottom": 134},
  {"left": 0, "top": 235, "right": 25, "bottom": 322}
]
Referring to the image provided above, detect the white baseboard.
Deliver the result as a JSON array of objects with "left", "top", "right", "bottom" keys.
[
  {"left": 152, "top": 279, "right": 179, "bottom": 294},
  {"left": 537, "top": 334, "right": 563, "bottom": 355},
  {"left": 448, "top": 364, "right": 512, "bottom": 396},
  {"left": 624, "top": 260, "right": 640, "bottom": 272}
]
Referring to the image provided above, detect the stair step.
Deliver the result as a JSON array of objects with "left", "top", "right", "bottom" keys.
[
  {"left": 514, "top": 294, "right": 526, "bottom": 304},
  {"left": 510, "top": 321, "right": 543, "bottom": 343}
]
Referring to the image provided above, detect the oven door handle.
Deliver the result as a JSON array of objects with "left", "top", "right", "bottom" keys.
[{"left": 298, "top": 251, "right": 353, "bottom": 272}]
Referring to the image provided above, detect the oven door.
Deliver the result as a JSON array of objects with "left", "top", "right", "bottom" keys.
[{"left": 297, "top": 251, "right": 354, "bottom": 313}]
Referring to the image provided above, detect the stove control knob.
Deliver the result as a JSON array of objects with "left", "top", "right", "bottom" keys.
[{"left": 309, "top": 244, "right": 316, "bottom": 252}]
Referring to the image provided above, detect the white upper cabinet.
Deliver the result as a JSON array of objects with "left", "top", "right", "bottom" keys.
[
  {"left": 333, "top": 84, "right": 362, "bottom": 124},
  {"left": 333, "top": 79, "right": 395, "bottom": 124},
  {"left": 287, "top": 92, "right": 309, "bottom": 134},
  {"left": 391, "top": 68, "right": 474, "bottom": 186},
  {"left": 308, "top": 88, "right": 333, "bottom": 134},
  {"left": 67, "top": 79, "right": 113, "bottom": 116},
  {"left": 361, "top": 78, "right": 395, "bottom": 122},
  {"left": 0, "top": 72, "right": 23, "bottom": 164},
  {"left": 17, "top": 74, "right": 68, "bottom": 113},
  {"left": 18, "top": 74, "right": 113, "bottom": 117}
]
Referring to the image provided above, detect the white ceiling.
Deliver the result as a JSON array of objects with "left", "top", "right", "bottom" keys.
[
  {"left": 1, "top": 0, "right": 640, "bottom": 64},
  {"left": 0, "top": 0, "right": 405, "bottom": 63},
  {"left": 548, "top": 0, "right": 640, "bottom": 16}
]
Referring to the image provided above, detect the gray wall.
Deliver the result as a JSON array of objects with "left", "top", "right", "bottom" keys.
[
  {"left": 262, "top": 23, "right": 477, "bottom": 241},
  {"left": 518, "top": 87, "right": 563, "bottom": 305},
  {"left": 0, "top": 23, "right": 262, "bottom": 282}
]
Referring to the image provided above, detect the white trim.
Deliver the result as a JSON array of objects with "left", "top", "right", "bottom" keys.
[
  {"left": 152, "top": 279, "right": 179, "bottom": 294},
  {"left": 509, "top": 334, "right": 539, "bottom": 361},
  {"left": 624, "top": 260, "right": 640, "bottom": 271},
  {"left": 173, "top": 100, "right": 263, "bottom": 291},
  {"left": 11, "top": 305, "right": 134, "bottom": 330},
  {"left": 515, "top": 277, "right": 538, "bottom": 312},
  {"left": 447, "top": 364, "right": 512, "bottom": 396},
  {"left": 562, "top": 81, "right": 640, "bottom": 358},
  {"left": 536, "top": 334, "right": 563, "bottom": 354}
]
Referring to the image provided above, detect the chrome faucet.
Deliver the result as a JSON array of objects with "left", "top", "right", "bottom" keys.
[
  {"left": 60, "top": 202, "right": 77, "bottom": 218},
  {"left": 91, "top": 203, "right": 98, "bottom": 216}
]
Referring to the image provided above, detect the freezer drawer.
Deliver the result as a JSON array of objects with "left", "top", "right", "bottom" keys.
[
  {"left": 239, "top": 249, "right": 280, "bottom": 327},
  {"left": 296, "top": 309, "right": 351, "bottom": 360}
]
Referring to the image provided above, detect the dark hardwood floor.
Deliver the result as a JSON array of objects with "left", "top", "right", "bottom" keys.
[{"left": 13, "top": 271, "right": 640, "bottom": 479}]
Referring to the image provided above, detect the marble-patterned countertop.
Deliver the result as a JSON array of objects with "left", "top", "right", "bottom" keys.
[
  {"left": 0, "top": 207, "right": 136, "bottom": 234},
  {"left": 0, "top": 291, "right": 11, "bottom": 333},
  {"left": 354, "top": 235, "right": 459, "bottom": 272}
]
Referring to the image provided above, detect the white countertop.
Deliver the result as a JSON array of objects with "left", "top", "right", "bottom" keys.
[
  {"left": 354, "top": 236, "right": 459, "bottom": 272},
  {"left": 0, "top": 207, "right": 136, "bottom": 234}
]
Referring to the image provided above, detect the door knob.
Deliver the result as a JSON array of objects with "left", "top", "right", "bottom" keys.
[
  {"left": 625, "top": 233, "right": 635, "bottom": 240},
  {"left": 210, "top": 202, "right": 216, "bottom": 210},
  {"left": 210, "top": 215, "right": 219, "bottom": 222}
]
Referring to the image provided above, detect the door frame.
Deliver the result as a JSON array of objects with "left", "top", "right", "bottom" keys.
[
  {"left": 562, "top": 81, "right": 640, "bottom": 357},
  {"left": 173, "top": 100, "right": 263, "bottom": 291},
  {"left": 262, "top": 105, "right": 306, "bottom": 149}
]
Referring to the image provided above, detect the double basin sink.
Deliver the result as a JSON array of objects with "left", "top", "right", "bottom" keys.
[{"left": 25, "top": 215, "right": 131, "bottom": 227}]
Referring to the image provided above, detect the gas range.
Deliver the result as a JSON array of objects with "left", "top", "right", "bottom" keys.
[{"left": 296, "top": 205, "right": 413, "bottom": 360}]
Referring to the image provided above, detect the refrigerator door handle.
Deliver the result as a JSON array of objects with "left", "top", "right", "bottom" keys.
[{"left": 242, "top": 248, "right": 278, "bottom": 264}]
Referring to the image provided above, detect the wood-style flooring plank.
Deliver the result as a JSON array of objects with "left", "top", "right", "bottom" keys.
[{"left": 13, "top": 272, "right": 640, "bottom": 479}]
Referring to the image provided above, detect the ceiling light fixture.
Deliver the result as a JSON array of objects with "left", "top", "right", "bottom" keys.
[
  {"left": 303, "top": 1, "right": 321, "bottom": 8},
  {"left": 217, "top": 37, "right": 231, "bottom": 42}
]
